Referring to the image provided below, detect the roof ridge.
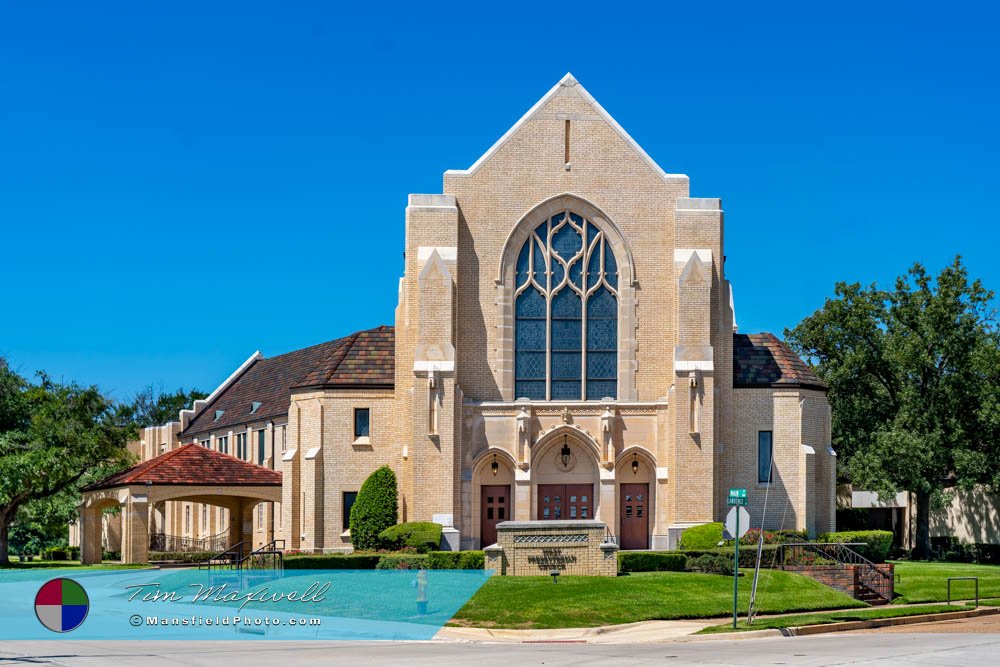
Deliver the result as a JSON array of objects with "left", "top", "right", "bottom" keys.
[{"left": 320, "top": 331, "right": 363, "bottom": 382}]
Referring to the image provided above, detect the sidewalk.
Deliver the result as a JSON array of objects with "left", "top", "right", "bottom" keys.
[
  {"left": 435, "top": 600, "right": 995, "bottom": 644},
  {"left": 435, "top": 619, "right": 718, "bottom": 644}
]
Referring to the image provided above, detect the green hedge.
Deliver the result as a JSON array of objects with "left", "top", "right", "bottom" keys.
[
  {"left": 378, "top": 521, "right": 442, "bottom": 553},
  {"left": 350, "top": 465, "right": 398, "bottom": 551},
  {"left": 688, "top": 553, "right": 734, "bottom": 575},
  {"left": 817, "top": 530, "right": 893, "bottom": 563},
  {"left": 618, "top": 551, "right": 687, "bottom": 573},
  {"left": 681, "top": 544, "right": 781, "bottom": 569},
  {"left": 284, "top": 554, "right": 381, "bottom": 570},
  {"left": 148, "top": 551, "right": 216, "bottom": 563},
  {"left": 376, "top": 553, "right": 430, "bottom": 570},
  {"left": 679, "top": 522, "right": 724, "bottom": 550},
  {"left": 426, "top": 551, "right": 485, "bottom": 570}
]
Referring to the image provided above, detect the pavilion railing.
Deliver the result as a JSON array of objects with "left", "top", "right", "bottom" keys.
[{"left": 149, "top": 528, "right": 231, "bottom": 553}]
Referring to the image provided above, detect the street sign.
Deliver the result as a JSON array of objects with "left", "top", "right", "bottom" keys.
[
  {"left": 727, "top": 487, "right": 748, "bottom": 506},
  {"left": 725, "top": 506, "right": 750, "bottom": 540}
]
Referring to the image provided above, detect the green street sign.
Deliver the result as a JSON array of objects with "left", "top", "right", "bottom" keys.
[{"left": 727, "top": 488, "right": 748, "bottom": 506}]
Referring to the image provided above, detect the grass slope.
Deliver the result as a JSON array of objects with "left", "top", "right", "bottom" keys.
[
  {"left": 698, "top": 603, "right": 973, "bottom": 634},
  {"left": 450, "top": 570, "right": 863, "bottom": 629},
  {"left": 893, "top": 562, "right": 1000, "bottom": 604}
]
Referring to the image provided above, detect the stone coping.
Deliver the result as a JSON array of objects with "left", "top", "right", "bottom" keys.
[{"left": 496, "top": 520, "right": 606, "bottom": 529}]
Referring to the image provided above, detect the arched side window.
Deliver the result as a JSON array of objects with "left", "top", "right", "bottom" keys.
[{"left": 514, "top": 211, "right": 618, "bottom": 400}]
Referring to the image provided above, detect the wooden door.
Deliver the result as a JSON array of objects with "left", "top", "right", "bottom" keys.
[
  {"left": 619, "top": 483, "right": 649, "bottom": 550},
  {"left": 480, "top": 485, "right": 510, "bottom": 547},
  {"left": 537, "top": 484, "right": 594, "bottom": 521}
]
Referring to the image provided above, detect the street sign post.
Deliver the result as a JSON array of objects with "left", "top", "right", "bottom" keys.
[
  {"left": 726, "top": 489, "right": 749, "bottom": 629},
  {"left": 727, "top": 487, "right": 748, "bottom": 507}
]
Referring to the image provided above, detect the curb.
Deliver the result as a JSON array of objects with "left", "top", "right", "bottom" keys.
[{"left": 783, "top": 606, "right": 1000, "bottom": 636}]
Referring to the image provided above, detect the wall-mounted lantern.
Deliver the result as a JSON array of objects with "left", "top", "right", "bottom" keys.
[
  {"left": 491, "top": 453, "right": 499, "bottom": 477},
  {"left": 560, "top": 435, "right": 571, "bottom": 468},
  {"left": 631, "top": 452, "right": 639, "bottom": 475}
]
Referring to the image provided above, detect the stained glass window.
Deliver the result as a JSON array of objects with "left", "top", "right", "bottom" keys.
[{"left": 513, "top": 211, "right": 619, "bottom": 400}]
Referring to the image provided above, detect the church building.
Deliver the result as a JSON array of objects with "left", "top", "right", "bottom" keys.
[{"left": 88, "top": 74, "right": 835, "bottom": 558}]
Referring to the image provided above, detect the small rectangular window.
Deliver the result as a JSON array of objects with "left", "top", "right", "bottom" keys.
[
  {"left": 758, "top": 431, "right": 774, "bottom": 483},
  {"left": 354, "top": 408, "right": 370, "bottom": 439},
  {"left": 236, "top": 432, "right": 247, "bottom": 459},
  {"left": 257, "top": 430, "right": 266, "bottom": 464},
  {"left": 200, "top": 438, "right": 210, "bottom": 448},
  {"left": 343, "top": 491, "right": 358, "bottom": 531},
  {"left": 281, "top": 425, "right": 287, "bottom": 453},
  {"left": 185, "top": 506, "right": 191, "bottom": 532},
  {"left": 217, "top": 435, "right": 228, "bottom": 455},
  {"left": 258, "top": 503, "right": 264, "bottom": 529}
]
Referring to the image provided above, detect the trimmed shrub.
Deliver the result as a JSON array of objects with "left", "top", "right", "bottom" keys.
[
  {"left": 378, "top": 521, "right": 442, "bottom": 553},
  {"left": 681, "top": 544, "right": 781, "bottom": 569},
  {"left": 376, "top": 553, "right": 429, "bottom": 570},
  {"left": 45, "top": 547, "right": 69, "bottom": 561},
  {"left": 284, "top": 554, "right": 381, "bottom": 570},
  {"left": 737, "top": 528, "right": 808, "bottom": 546},
  {"left": 618, "top": 551, "right": 687, "bottom": 573},
  {"left": 148, "top": 550, "right": 217, "bottom": 563},
  {"left": 817, "top": 530, "right": 893, "bottom": 563},
  {"left": 350, "top": 465, "right": 398, "bottom": 551},
  {"left": 426, "top": 550, "right": 485, "bottom": 570},
  {"left": 458, "top": 550, "right": 485, "bottom": 569},
  {"left": 679, "top": 522, "right": 724, "bottom": 550},
  {"left": 688, "top": 553, "right": 734, "bottom": 575},
  {"left": 925, "top": 538, "right": 1000, "bottom": 564}
]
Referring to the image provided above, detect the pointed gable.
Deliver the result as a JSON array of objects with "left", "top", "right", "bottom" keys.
[{"left": 445, "top": 73, "right": 687, "bottom": 183}]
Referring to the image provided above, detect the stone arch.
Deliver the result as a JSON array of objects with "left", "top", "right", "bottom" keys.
[
  {"left": 615, "top": 445, "right": 657, "bottom": 549},
  {"left": 471, "top": 447, "right": 517, "bottom": 548},
  {"left": 495, "top": 193, "right": 638, "bottom": 401},
  {"left": 529, "top": 425, "right": 603, "bottom": 521}
]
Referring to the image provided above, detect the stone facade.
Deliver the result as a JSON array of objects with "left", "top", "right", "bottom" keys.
[{"left": 89, "top": 74, "right": 836, "bottom": 557}]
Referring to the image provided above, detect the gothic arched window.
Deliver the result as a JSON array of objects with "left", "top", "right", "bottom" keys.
[{"left": 514, "top": 211, "right": 618, "bottom": 400}]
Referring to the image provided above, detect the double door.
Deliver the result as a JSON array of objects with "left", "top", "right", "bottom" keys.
[{"left": 537, "top": 484, "right": 593, "bottom": 521}]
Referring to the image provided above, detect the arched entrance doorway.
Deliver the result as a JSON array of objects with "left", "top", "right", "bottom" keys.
[
  {"left": 531, "top": 427, "right": 601, "bottom": 523},
  {"left": 616, "top": 447, "right": 656, "bottom": 550},
  {"left": 472, "top": 448, "right": 516, "bottom": 548}
]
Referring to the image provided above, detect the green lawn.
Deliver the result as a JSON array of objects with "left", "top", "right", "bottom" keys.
[
  {"left": 697, "top": 603, "right": 973, "bottom": 634},
  {"left": 0, "top": 560, "right": 149, "bottom": 570},
  {"left": 892, "top": 561, "right": 1000, "bottom": 604},
  {"left": 450, "top": 570, "right": 864, "bottom": 629}
]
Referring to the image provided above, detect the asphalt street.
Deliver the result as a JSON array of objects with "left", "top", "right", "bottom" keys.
[{"left": 1, "top": 631, "right": 999, "bottom": 667}]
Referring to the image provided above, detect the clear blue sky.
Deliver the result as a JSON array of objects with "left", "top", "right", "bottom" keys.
[{"left": 2, "top": 1, "right": 998, "bottom": 402}]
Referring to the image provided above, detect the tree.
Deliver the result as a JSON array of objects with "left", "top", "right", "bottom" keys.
[
  {"left": 0, "top": 362, "right": 135, "bottom": 564},
  {"left": 785, "top": 257, "right": 1000, "bottom": 559},
  {"left": 349, "top": 465, "right": 398, "bottom": 551},
  {"left": 125, "top": 385, "right": 208, "bottom": 428}
]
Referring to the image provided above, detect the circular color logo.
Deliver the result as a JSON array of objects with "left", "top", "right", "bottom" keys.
[{"left": 34, "top": 578, "right": 90, "bottom": 633}]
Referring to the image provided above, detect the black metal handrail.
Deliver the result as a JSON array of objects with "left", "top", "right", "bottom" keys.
[
  {"left": 237, "top": 539, "right": 286, "bottom": 572},
  {"left": 150, "top": 528, "right": 231, "bottom": 553},
  {"left": 779, "top": 542, "right": 892, "bottom": 603},
  {"left": 198, "top": 541, "right": 250, "bottom": 571}
]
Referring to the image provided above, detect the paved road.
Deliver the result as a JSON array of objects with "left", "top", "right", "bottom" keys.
[{"left": 1, "top": 631, "right": 999, "bottom": 667}]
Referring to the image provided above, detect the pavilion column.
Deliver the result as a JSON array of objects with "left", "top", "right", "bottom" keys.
[
  {"left": 79, "top": 506, "right": 102, "bottom": 565},
  {"left": 120, "top": 491, "right": 149, "bottom": 564}
]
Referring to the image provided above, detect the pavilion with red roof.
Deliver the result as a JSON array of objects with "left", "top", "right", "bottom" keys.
[{"left": 79, "top": 443, "right": 282, "bottom": 564}]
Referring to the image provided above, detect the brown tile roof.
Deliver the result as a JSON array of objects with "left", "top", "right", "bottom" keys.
[
  {"left": 82, "top": 443, "right": 281, "bottom": 490},
  {"left": 180, "top": 326, "right": 394, "bottom": 437},
  {"left": 293, "top": 326, "right": 395, "bottom": 389},
  {"left": 733, "top": 333, "right": 826, "bottom": 390}
]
